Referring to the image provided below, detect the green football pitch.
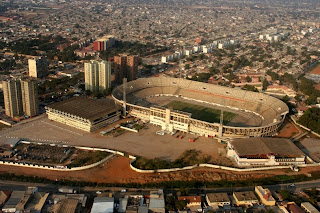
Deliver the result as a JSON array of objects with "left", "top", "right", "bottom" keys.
[{"left": 165, "top": 100, "right": 237, "bottom": 124}]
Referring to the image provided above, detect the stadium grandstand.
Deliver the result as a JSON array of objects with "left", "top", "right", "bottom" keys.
[{"left": 112, "top": 77, "right": 289, "bottom": 138}]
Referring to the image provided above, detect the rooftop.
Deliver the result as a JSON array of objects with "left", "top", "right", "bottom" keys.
[
  {"left": 301, "top": 202, "right": 320, "bottom": 213},
  {"left": 4, "top": 138, "right": 20, "bottom": 147},
  {"left": 287, "top": 202, "right": 305, "bottom": 213},
  {"left": 2, "top": 191, "right": 25, "bottom": 210},
  {"left": 90, "top": 197, "right": 114, "bottom": 213},
  {"left": 230, "top": 138, "right": 305, "bottom": 159},
  {"left": 178, "top": 196, "right": 202, "bottom": 203},
  {"left": 0, "top": 191, "right": 11, "bottom": 205},
  {"left": 119, "top": 198, "right": 128, "bottom": 213},
  {"left": 53, "top": 198, "right": 78, "bottom": 213},
  {"left": 255, "top": 186, "right": 275, "bottom": 202},
  {"left": 46, "top": 97, "right": 121, "bottom": 122},
  {"left": 233, "top": 191, "right": 258, "bottom": 202},
  {"left": 206, "top": 193, "right": 230, "bottom": 203}
]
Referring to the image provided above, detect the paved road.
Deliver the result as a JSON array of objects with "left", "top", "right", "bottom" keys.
[{"left": 1, "top": 179, "right": 320, "bottom": 196}]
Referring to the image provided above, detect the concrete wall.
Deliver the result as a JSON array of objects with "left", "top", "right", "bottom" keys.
[
  {"left": 2, "top": 141, "right": 320, "bottom": 173},
  {"left": 129, "top": 157, "right": 320, "bottom": 173}
]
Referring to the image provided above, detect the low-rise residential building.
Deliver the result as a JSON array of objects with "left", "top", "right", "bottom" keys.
[
  {"left": 266, "top": 84, "right": 297, "bottom": 98},
  {"left": 90, "top": 197, "right": 114, "bottom": 213},
  {"left": 149, "top": 190, "right": 165, "bottom": 213},
  {"left": 0, "top": 191, "right": 11, "bottom": 208},
  {"left": 119, "top": 197, "right": 128, "bottom": 213},
  {"left": 206, "top": 193, "right": 231, "bottom": 207},
  {"left": 178, "top": 196, "right": 201, "bottom": 207},
  {"left": 287, "top": 202, "right": 305, "bottom": 213},
  {"left": 301, "top": 202, "right": 320, "bottom": 213},
  {"left": 2, "top": 191, "right": 25, "bottom": 212},
  {"left": 254, "top": 186, "right": 276, "bottom": 206},
  {"left": 233, "top": 191, "right": 259, "bottom": 206},
  {"left": 49, "top": 194, "right": 87, "bottom": 213}
]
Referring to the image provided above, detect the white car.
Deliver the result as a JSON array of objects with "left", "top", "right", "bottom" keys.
[
  {"left": 156, "top": 131, "right": 165, "bottom": 135},
  {"left": 289, "top": 184, "right": 295, "bottom": 187}
]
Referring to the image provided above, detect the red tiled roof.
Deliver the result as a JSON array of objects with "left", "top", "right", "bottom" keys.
[{"left": 178, "top": 196, "right": 201, "bottom": 203}]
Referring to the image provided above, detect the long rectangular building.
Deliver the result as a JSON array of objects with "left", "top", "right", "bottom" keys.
[
  {"left": 45, "top": 97, "right": 121, "bottom": 132},
  {"left": 227, "top": 138, "right": 305, "bottom": 167}
]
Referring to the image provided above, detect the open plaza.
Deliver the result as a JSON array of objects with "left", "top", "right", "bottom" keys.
[{"left": 0, "top": 116, "right": 229, "bottom": 162}]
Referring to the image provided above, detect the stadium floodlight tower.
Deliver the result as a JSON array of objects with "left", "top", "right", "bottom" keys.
[
  {"left": 123, "top": 78, "right": 127, "bottom": 117},
  {"left": 218, "top": 99, "right": 225, "bottom": 139}
]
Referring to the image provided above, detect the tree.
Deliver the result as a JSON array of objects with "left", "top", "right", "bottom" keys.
[
  {"left": 209, "top": 67, "right": 219, "bottom": 75},
  {"left": 243, "top": 84, "right": 258, "bottom": 92},
  {"left": 179, "top": 187, "right": 190, "bottom": 196},
  {"left": 165, "top": 196, "right": 176, "bottom": 211},
  {"left": 282, "top": 95, "right": 290, "bottom": 103},
  {"left": 298, "top": 108, "right": 320, "bottom": 134},
  {"left": 175, "top": 200, "right": 188, "bottom": 211},
  {"left": 299, "top": 78, "right": 320, "bottom": 97},
  {"left": 78, "top": 84, "right": 85, "bottom": 91},
  {"left": 245, "top": 76, "right": 252, "bottom": 82},
  {"left": 262, "top": 79, "right": 269, "bottom": 91},
  {"left": 294, "top": 94, "right": 301, "bottom": 102},
  {"left": 85, "top": 90, "right": 92, "bottom": 96},
  {"left": 305, "top": 94, "right": 318, "bottom": 105},
  {"left": 283, "top": 73, "right": 298, "bottom": 90},
  {"left": 103, "top": 88, "right": 112, "bottom": 96},
  {"left": 280, "top": 190, "right": 291, "bottom": 200},
  {"left": 266, "top": 70, "right": 279, "bottom": 81}
]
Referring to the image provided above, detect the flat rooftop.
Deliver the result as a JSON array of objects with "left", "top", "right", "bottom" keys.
[
  {"left": 233, "top": 191, "right": 258, "bottom": 201},
  {"left": 46, "top": 97, "right": 121, "bottom": 122},
  {"left": 3, "top": 191, "right": 25, "bottom": 209},
  {"left": 230, "top": 138, "right": 305, "bottom": 158},
  {"left": 299, "top": 138, "right": 320, "bottom": 162},
  {"left": 206, "top": 193, "right": 230, "bottom": 203}
]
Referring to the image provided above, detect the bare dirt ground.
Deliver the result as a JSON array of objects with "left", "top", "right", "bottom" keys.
[
  {"left": 0, "top": 116, "right": 230, "bottom": 161},
  {"left": 1, "top": 155, "right": 319, "bottom": 184},
  {"left": 276, "top": 119, "right": 300, "bottom": 138}
]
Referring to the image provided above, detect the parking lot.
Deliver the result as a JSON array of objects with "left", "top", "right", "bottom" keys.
[{"left": 0, "top": 116, "right": 231, "bottom": 163}]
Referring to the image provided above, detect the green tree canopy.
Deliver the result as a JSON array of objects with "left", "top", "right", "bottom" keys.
[{"left": 298, "top": 108, "right": 320, "bottom": 134}]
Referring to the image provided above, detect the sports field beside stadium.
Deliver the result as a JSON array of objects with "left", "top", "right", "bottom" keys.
[{"left": 165, "top": 100, "right": 237, "bottom": 124}]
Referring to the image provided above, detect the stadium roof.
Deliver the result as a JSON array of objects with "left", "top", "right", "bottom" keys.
[
  {"left": 230, "top": 138, "right": 305, "bottom": 158},
  {"left": 47, "top": 97, "right": 121, "bottom": 122}
]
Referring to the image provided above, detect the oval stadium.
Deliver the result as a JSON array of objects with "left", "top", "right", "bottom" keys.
[{"left": 112, "top": 77, "right": 289, "bottom": 138}]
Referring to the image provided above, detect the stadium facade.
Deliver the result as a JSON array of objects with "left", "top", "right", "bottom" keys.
[{"left": 112, "top": 77, "right": 289, "bottom": 138}]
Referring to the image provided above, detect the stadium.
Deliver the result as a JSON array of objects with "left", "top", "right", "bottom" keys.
[{"left": 112, "top": 77, "right": 289, "bottom": 138}]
